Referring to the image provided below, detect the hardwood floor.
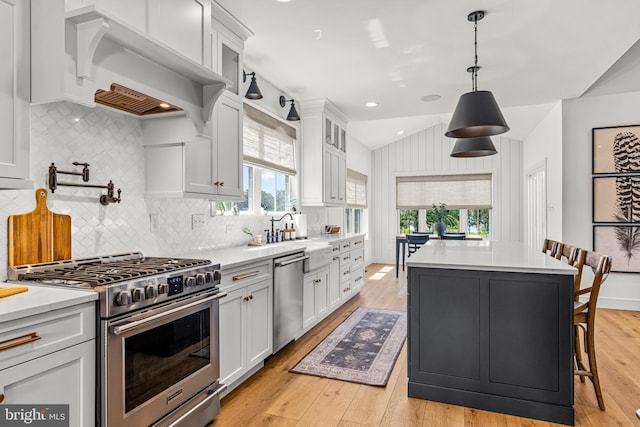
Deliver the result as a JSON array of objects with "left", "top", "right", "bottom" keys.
[{"left": 211, "top": 264, "right": 640, "bottom": 427}]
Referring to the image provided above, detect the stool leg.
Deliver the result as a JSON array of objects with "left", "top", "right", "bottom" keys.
[
  {"left": 586, "top": 325, "right": 605, "bottom": 410},
  {"left": 575, "top": 324, "right": 586, "bottom": 383}
]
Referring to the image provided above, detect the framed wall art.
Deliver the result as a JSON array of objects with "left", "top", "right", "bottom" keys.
[
  {"left": 593, "top": 225, "right": 640, "bottom": 272},
  {"left": 593, "top": 176, "right": 640, "bottom": 223},
  {"left": 592, "top": 125, "right": 640, "bottom": 174}
]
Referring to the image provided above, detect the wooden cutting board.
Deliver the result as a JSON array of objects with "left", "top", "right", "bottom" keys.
[{"left": 8, "top": 188, "right": 71, "bottom": 266}]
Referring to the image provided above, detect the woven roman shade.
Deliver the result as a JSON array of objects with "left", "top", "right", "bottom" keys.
[
  {"left": 243, "top": 104, "right": 297, "bottom": 175},
  {"left": 396, "top": 173, "right": 492, "bottom": 209},
  {"left": 347, "top": 169, "right": 367, "bottom": 208}
]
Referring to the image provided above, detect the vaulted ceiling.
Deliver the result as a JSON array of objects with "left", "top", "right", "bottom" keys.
[{"left": 217, "top": 0, "right": 640, "bottom": 149}]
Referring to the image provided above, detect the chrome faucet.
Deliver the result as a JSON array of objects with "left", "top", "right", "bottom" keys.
[{"left": 270, "top": 213, "right": 294, "bottom": 243}]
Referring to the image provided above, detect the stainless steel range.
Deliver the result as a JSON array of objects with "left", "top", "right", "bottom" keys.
[{"left": 9, "top": 252, "right": 227, "bottom": 427}]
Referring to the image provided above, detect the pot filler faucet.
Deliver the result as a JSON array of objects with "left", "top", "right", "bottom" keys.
[{"left": 267, "top": 213, "right": 294, "bottom": 243}]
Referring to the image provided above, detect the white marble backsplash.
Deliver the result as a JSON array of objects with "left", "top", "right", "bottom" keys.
[{"left": 0, "top": 101, "right": 329, "bottom": 281}]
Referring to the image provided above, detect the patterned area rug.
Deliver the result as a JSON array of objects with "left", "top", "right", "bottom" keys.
[{"left": 290, "top": 307, "right": 407, "bottom": 386}]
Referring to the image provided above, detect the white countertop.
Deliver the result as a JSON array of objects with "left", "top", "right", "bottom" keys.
[
  {"left": 178, "top": 234, "right": 365, "bottom": 270},
  {"left": 406, "top": 240, "right": 576, "bottom": 275},
  {"left": 0, "top": 284, "right": 98, "bottom": 323}
]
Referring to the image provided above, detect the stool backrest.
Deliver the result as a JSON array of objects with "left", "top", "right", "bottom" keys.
[
  {"left": 542, "top": 238, "right": 563, "bottom": 259},
  {"left": 406, "top": 233, "right": 430, "bottom": 256}
]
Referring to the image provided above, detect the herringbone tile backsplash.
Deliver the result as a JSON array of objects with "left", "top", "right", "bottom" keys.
[{"left": 0, "top": 101, "right": 325, "bottom": 280}]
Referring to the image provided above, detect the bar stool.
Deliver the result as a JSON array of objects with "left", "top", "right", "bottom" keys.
[
  {"left": 574, "top": 250, "right": 612, "bottom": 410},
  {"left": 441, "top": 233, "right": 466, "bottom": 240},
  {"left": 542, "top": 238, "right": 563, "bottom": 259}
]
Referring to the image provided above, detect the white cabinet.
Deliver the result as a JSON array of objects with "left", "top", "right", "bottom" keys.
[
  {"left": 0, "top": 0, "right": 31, "bottom": 189},
  {"left": 143, "top": 93, "right": 243, "bottom": 200},
  {"left": 300, "top": 99, "right": 348, "bottom": 207},
  {"left": 302, "top": 266, "right": 329, "bottom": 331},
  {"left": 0, "top": 302, "right": 96, "bottom": 427},
  {"left": 328, "top": 243, "right": 342, "bottom": 309},
  {"left": 64, "top": 0, "right": 212, "bottom": 67},
  {"left": 219, "top": 261, "right": 272, "bottom": 391}
]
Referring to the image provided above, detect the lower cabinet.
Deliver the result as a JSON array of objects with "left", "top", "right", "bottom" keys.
[
  {"left": 219, "top": 262, "right": 272, "bottom": 390},
  {"left": 0, "top": 340, "right": 95, "bottom": 427},
  {"left": 328, "top": 244, "right": 342, "bottom": 309},
  {"left": 0, "top": 301, "right": 96, "bottom": 427},
  {"left": 302, "top": 266, "right": 329, "bottom": 330}
]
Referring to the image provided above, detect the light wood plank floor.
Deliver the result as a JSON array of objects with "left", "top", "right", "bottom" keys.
[{"left": 211, "top": 264, "right": 640, "bottom": 427}]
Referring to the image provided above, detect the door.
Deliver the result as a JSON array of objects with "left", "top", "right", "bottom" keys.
[
  {"left": 219, "top": 287, "right": 245, "bottom": 386},
  {"left": 0, "top": 0, "right": 30, "bottom": 181},
  {"left": 526, "top": 161, "right": 547, "bottom": 249},
  {"left": 214, "top": 93, "right": 243, "bottom": 198},
  {"left": 245, "top": 279, "right": 272, "bottom": 369}
]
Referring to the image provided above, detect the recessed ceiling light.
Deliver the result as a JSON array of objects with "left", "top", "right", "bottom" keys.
[
  {"left": 365, "top": 101, "right": 378, "bottom": 108},
  {"left": 276, "top": 0, "right": 293, "bottom": 2},
  {"left": 159, "top": 103, "right": 171, "bottom": 109},
  {"left": 396, "top": 130, "right": 405, "bottom": 135},
  {"left": 421, "top": 94, "right": 441, "bottom": 102}
]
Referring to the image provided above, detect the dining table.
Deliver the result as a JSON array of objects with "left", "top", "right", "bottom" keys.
[{"left": 395, "top": 234, "right": 483, "bottom": 277}]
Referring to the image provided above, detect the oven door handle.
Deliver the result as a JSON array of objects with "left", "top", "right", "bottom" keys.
[
  {"left": 165, "top": 384, "right": 227, "bottom": 427},
  {"left": 110, "top": 292, "right": 227, "bottom": 336}
]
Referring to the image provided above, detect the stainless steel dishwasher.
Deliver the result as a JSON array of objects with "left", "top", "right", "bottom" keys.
[{"left": 273, "top": 251, "right": 308, "bottom": 353}]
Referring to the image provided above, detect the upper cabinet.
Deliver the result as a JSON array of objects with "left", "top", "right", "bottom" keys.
[
  {"left": 0, "top": 0, "right": 32, "bottom": 189},
  {"left": 300, "top": 99, "right": 349, "bottom": 207}
]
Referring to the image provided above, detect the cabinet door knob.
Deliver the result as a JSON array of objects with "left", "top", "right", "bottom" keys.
[
  {"left": 0, "top": 393, "right": 4, "bottom": 403},
  {"left": 219, "top": 182, "right": 224, "bottom": 187}
]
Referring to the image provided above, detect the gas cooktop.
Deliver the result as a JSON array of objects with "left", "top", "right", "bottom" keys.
[
  {"left": 9, "top": 252, "right": 211, "bottom": 288},
  {"left": 8, "top": 252, "right": 221, "bottom": 318}
]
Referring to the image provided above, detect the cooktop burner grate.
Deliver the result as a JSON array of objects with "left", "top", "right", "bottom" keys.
[{"left": 14, "top": 256, "right": 211, "bottom": 288}]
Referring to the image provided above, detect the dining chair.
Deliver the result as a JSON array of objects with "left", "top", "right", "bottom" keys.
[
  {"left": 542, "top": 238, "right": 563, "bottom": 259},
  {"left": 406, "top": 233, "right": 429, "bottom": 257},
  {"left": 573, "top": 249, "right": 612, "bottom": 410},
  {"left": 441, "top": 233, "right": 466, "bottom": 240}
]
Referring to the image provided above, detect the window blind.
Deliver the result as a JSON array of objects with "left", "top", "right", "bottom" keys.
[
  {"left": 396, "top": 173, "right": 492, "bottom": 209},
  {"left": 347, "top": 169, "right": 367, "bottom": 207},
  {"left": 243, "top": 104, "right": 297, "bottom": 175}
]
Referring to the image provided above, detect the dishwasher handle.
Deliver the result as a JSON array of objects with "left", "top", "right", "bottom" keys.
[{"left": 274, "top": 254, "right": 309, "bottom": 267}]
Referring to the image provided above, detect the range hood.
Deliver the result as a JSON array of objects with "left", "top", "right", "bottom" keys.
[
  {"left": 31, "top": 0, "right": 231, "bottom": 138},
  {"left": 95, "top": 84, "right": 183, "bottom": 116}
]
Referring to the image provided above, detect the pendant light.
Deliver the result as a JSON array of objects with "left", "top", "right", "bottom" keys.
[
  {"left": 279, "top": 96, "right": 300, "bottom": 121},
  {"left": 445, "top": 11, "right": 509, "bottom": 139},
  {"left": 242, "top": 70, "right": 263, "bottom": 100},
  {"left": 450, "top": 136, "right": 497, "bottom": 157}
]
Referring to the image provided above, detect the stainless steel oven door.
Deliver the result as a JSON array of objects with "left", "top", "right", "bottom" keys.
[{"left": 102, "top": 290, "right": 226, "bottom": 427}]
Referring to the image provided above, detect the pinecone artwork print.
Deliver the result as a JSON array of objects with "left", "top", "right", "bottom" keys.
[{"left": 612, "top": 131, "right": 640, "bottom": 265}]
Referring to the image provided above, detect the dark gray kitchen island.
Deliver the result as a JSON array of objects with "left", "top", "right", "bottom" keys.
[{"left": 406, "top": 241, "right": 576, "bottom": 425}]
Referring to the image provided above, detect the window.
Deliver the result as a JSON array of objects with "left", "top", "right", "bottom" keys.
[
  {"left": 241, "top": 104, "right": 297, "bottom": 213},
  {"left": 397, "top": 173, "right": 492, "bottom": 237},
  {"left": 346, "top": 169, "right": 367, "bottom": 234}
]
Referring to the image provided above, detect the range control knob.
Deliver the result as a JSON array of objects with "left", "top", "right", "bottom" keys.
[
  {"left": 213, "top": 269, "right": 221, "bottom": 282},
  {"left": 185, "top": 276, "right": 196, "bottom": 287},
  {"left": 145, "top": 284, "right": 158, "bottom": 298},
  {"left": 158, "top": 283, "right": 169, "bottom": 294},
  {"left": 196, "top": 273, "right": 206, "bottom": 286},
  {"left": 131, "top": 288, "right": 145, "bottom": 302},
  {"left": 115, "top": 290, "right": 132, "bottom": 306}
]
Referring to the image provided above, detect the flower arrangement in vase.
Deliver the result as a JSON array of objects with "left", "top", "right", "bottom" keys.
[{"left": 433, "top": 203, "right": 447, "bottom": 236}]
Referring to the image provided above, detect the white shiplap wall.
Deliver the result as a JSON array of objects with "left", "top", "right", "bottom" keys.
[{"left": 371, "top": 123, "right": 523, "bottom": 264}]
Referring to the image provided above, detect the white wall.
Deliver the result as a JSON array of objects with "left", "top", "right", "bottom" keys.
[
  {"left": 347, "top": 136, "right": 373, "bottom": 265},
  {"left": 522, "top": 102, "right": 563, "bottom": 244},
  {"left": 562, "top": 91, "right": 640, "bottom": 310},
  {"left": 371, "top": 122, "right": 523, "bottom": 264}
]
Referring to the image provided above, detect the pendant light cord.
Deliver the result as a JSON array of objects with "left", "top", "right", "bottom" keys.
[{"left": 473, "top": 18, "right": 478, "bottom": 92}]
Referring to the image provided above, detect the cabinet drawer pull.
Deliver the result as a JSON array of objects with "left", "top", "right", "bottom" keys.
[
  {"left": 332, "top": 247, "right": 340, "bottom": 252},
  {"left": 342, "top": 244, "right": 350, "bottom": 249},
  {"left": 332, "top": 256, "right": 340, "bottom": 261},
  {"left": 0, "top": 332, "right": 41, "bottom": 352},
  {"left": 355, "top": 276, "right": 363, "bottom": 282},
  {"left": 0, "top": 393, "right": 4, "bottom": 403},
  {"left": 219, "top": 182, "right": 224, "bottom": 187},
  {"left": 354, "top": 240, "right": 363, "bottom": 245},
  {"left": 343, "top": 256, "right": 350, "bottom": 261},
  {"left": 233, "top": 271, "right": 260, "bottom": 281},
  {"left": 354, "top": 256, "right": 363, "bottom": 261},
  {"left": 343, "top": 271, "right": 349, "bottom": 276}
]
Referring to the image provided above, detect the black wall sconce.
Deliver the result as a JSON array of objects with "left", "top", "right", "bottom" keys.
[
  {"left": 279, "top": 96, "right": 300, "bottom": 121},
  {"left": 243, "top": 70, "right": 263, "bottom": 100}
]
